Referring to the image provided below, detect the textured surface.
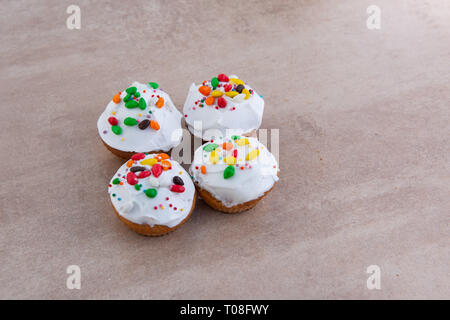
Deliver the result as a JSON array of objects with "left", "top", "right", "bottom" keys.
[{"left": 0, "top": 0, "right": 449, "bottom": 299}]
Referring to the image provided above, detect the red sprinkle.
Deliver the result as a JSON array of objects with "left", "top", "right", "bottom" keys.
[
  {"left": 137, "top": 170, "right": 151, "bottom": 179},
  {"left": 126, "top": 172, "right": 138, "bottom": 185},
  {"left": 217, "top": 73, "right": 229, "bottom": 82},
  {"left": 217, "top": 97, "right": 227, "bottom": 108},
  {"left": 224, "top": 84, "right": 232, "bottom": 92},
  {"left": 152, "top": 163, "right": 162, "bottom": 178},
  {"left": 108, "top": 117, "right": 118, "bottom": 125},
  {"left": 233, "top": 149, "right": 238, "bottom": 158},
  {"left": 131, "top": 153, "right": 145, "bottom": 160},
  {"left": 170, "top": 185, "right": 185, "bottom": 193}
]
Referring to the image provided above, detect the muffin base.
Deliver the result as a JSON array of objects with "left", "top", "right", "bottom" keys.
[
  {"left": 195, "top": 182, "right": 276, "bottom": 214},
  {"left": 102, "top": 139, "right": 170, "bottom": 160},
  {"left": 111, "top": 191, "right": 196, "bottom": 236}
]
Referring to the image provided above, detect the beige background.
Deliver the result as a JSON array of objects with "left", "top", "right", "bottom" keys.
[{"left": 1, "top": 0, "right": 449, "bottom": 299}]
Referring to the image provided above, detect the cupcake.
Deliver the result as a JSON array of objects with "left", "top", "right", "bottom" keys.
[
  {"left": 108, "top": 153, "right": 196, "bottom": 236},
  {"left": 183, "top": 74, "right": 264, "bottom": 141},
  {"left": 98, "top": 81, "right": 182, "bottom": 159},
  {"left": 190, "top": 136, "right": 278, "bottom": 213}
]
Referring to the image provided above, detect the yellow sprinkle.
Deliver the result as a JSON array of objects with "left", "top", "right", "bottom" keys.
[
  {"left": 246, "top": 149, "right": 260, "bottom": 161},
  {"left": 229, "top": 78, "right": 245, "bottom": 85},
  {"left": 224, "top": 156, "right": 236, "bottom": 165},
  {"left": 210, "top": 150, "right": 220, "bottom": 164},
  {"left": 161, "top": 206, "right": 165, "bottom": 209},
  {"left": 211, "top": 90, "right": 223, "bottom": 97},
  {"left": 121, "top": 138, "right": 125, "bottom": 141},
  {"left": 242, "top": 88, "right": 250, "bottom": 100},
  {"left": 179, "top": 171, "right": 183, "bottom": 175},
  {"left": 180, "top": 208, "right": 184, "bottom": 212},
  {"left": 225, "top": 91, "right": 238, "bottom": 98},
  {"left": 112, "top": 111, "right": 116, "bottom": 115},
  {"left": 236, "top": 138, "right": 249, "bottom": 146},
  {"left": 140, "top": 158, "right": 157, "bottom": 166},
  {"left": 138, "top": 113, "right": 142, "bottom": 117}
]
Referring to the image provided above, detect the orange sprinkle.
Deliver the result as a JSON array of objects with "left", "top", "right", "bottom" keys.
[
  {"left": 205, "top": 96, "right": 215, "bottom": 105},
  {"left": 158, "top": 153, "right": 170, "bottom": 160},
  {"left": 150, "top": 120, "right": 160, "bottom": 131},
  {"left": 155, "top": 97, "right": 165, "bottom": 108},
  {"left": 161, "top": 160, "right": 172, "bottom": 171},
  {"left": 113, "top": 93, "right": 121, "bottom": 104},
  {"left": 240, "top": 166, "right": 244, "bottom": 170},
  {"left": 119, "top": 182, "right": 123, "bottom": 185},
  {"left": 126, "top": 160, "right": 134, "bottom": 167},
  {"left": 222, "top": 142, "right": 233, "bottom": 150},
  {"left": 198, "top": 86, "right": 211, "bottom": 96},
  {"left": 200, "top": 165, "right": 206, "bottom": 174}
]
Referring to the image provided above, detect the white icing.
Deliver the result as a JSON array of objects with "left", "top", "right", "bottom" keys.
[
  {"left": 183, "top": 75, "right": 264, "bottom": 141},
  {"left": 109, "top": 155, "right": 195, "bottom": 228},
  {"left": 98, "top": 82, "right": 182, "bottom": 152},
  {"left": 190, "top": 136, "right": 278, "bottom": 207}
]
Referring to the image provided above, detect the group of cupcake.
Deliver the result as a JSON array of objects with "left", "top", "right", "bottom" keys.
[{"left": 98, "top": 74, "right": 279, "bottom": 236}]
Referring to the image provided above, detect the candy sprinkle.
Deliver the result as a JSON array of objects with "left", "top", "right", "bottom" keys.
[
  {"left": 148, "top": 82, "right": 159, "bottom": 89},
  {"left": 111, "top": 125, "right": 122, "bottom": 135},
  {"left": 224, "top": 165, "right": 235, "bottom": 179},
  {"left": 112, "top": 93, "right": 121, "bottom": 104}
]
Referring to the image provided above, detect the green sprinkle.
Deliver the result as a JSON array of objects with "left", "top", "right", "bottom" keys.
[
  {"left": 111, "top": 125, "right": 122, "bottom": 135},
  {"left": 134, "top": 92, "right": 140, "bottom": 98},
  {"left": 231, "top": 135, "right": 241, "bottom": 140},
  {"left": 112, "top": 178, "right": 120, "bottom": 185},
  {"left": 145, "top": 188, "right": 157, "bottom": 198},
  {"left": 138, "top": 98, "right": 147, "bottom": 110},
  {"left": 124, "top": 117, "right": 138, "bottom": 126},
  {"left": 211, "top": 77, "right": 219, "bottom": 89},
  {"left": 203, "top": 143, "right": 218, "bottom": 152},
  {"left": 224, "top": 165, "right": 235, "bottom": 179},
  {"left": 112, "top": 193, "right": 116, "bottom": 197},
  {"left": 125, "top": 100, "right": 138, "bottom": 109},
  {"left": 148, "top": 82, "right": 159, "bottom": 89},
  {"left": 134, "top": 184, "right": 141, "bottom": 191},
  {"left": 123, "top": 94, "right": 132, "bottom": 102},
  {"left": 126, "top": 86, "right": 137, "bottom": 94}
]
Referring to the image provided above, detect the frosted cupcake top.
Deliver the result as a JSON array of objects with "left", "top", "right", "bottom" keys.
[
  {"left": 98, "top": 81, "right": 182, "bottom": 153},
  {"left": 109, "top": 153, "right": 195, "bottom": 228},
  {"left": 183, "top": 74, "right": 264, "bottom": 141},
  {"left": 190, "top": 136, "right": 278, "bottom": 207}
]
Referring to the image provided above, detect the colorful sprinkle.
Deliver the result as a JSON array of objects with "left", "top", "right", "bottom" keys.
[
  {"left": 203, "top": 143, "right": 218, "bottom": 152},
  {"left": 131, "top": 153, "right": 145, "bottom": 160},
  {"left": 111, "top": 125, "right": 122, "bottom": 135},
  {"left": 199, "top": 86, "right": 211, "bottom": 96},
  {"left": 126, "top": 86, "right": 137, "bottom": 94},
  {"left": 150, "top": 120, "right": 160, "bottom": 130},
  {"left": 155, "top": 97, "right": 164, "bottom": 108},
  {"left": 126, "top": 172, "right": 138, "bottom": 185},
  {"left": 112, "top": 93, "right": 121, "bottom": 104},
  {"left": 170, "top": 185, "right": 185, "bottom": 193},
  {"left": 151, "top": 163, "right": 162, "bottom": 177},
  {"left": 145, "top": 188, "right": 157, "bottom": 198},
  {"left": 148, "top": 82, "right": 159, "bottom": 89},
  {"left": 108, "top": 117, "right": 118, "bottom": 125},
  {"left": 224, "top": 165, "right": 235, "bottom": 179}
]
